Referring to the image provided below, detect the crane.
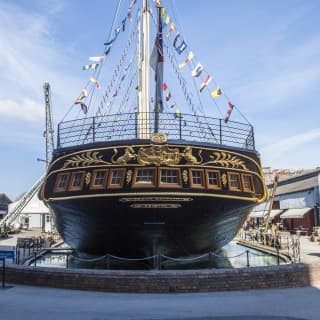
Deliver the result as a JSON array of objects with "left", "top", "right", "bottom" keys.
[{"left": 43, "top": 82, "right": 55, "bottom": 167}]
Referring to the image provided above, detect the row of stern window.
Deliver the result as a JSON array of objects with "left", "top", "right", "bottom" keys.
[{"left": 54, "top": 168, "right": 255, "bottom": 193}]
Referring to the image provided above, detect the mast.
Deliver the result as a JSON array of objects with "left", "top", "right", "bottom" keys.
[
  {"left": 153, "top": 6, "right": 164, "bottom": 133},
  {"left": 137, "top": 0, "right": 151, "bottom": 139}
]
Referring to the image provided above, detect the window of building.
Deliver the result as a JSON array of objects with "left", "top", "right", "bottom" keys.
[
  {"left": 108, "top": 169, "right": 125, "bottom": 188},
  {"left": 133, "top": 168, "right": 156, "bottom": 187},
  {"left": 228, "top": 173, "right": 242, "bottom": 191},
  {"left": 189, "top": 169, "right": 205, "bottom": 188},
  {"left": 69, "top": 171, "right": 85, "bottom": 191},
  {"left": 206, "top": 170, "right": 222, "bottom": 189},
  {"left": 54, "top": 173, "right": 70, "bottom": 192},
  {"left": 241, "top": 174, "right": 255, "bottom": 193},
  {"left": 159, "top": 168, "right": 181, "bottom": 187},
  {"left": 90, "top": 170, "right": 108, "bottom": 189}
]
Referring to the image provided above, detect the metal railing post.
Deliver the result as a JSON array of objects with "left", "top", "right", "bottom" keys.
[
  {"left": 219, "top": 119, "right": 222, "bottom": 144},
  {"left": 92, "top": 117, "right": 96, "bottom": 143},
  {"left": 1, "top": 258, "right": 5, "bottom": 289},
  {"left": 135, "top": 112, "right": 138, "bottom": 138},
  {"left": 66, "top": 253, "right": 69, "bottom": 269},
  {"left": 179, "top": 115, "right": 182, "bottom": 140},
  {"left": 34, "top": 252, "right": 37, "bottom": 268},
  {"left": 57, "top": 123, "right": 61, "bottom": 148},
  {"left": 246, "top": 250, "right": 250, "bottom": 267},
  {"left": 251, "top": 127, "right": 255, "bottom": 149}
]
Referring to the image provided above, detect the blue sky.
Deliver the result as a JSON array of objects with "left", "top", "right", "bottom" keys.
[{"left": 0, "top": 0, "right": 319, "bottom": 200}]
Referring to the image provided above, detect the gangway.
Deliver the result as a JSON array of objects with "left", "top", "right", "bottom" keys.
[
  {"left": 0, "top": 175, "right": 45, "bottom": 228},
  {"left": 263, "top": 175, "right": 279, "bottom": 232}
]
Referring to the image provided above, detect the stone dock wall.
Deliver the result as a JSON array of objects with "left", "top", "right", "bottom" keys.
[{"left": 2, "top": 262, "right": 320, "bottom": 293}]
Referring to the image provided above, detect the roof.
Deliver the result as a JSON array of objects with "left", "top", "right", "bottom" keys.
[
  {"left": 9, "top": 193, "right": 49, "bottom": 214},
  {"left": 0, "top": 193, "right": 12, "bottom": 205},
  {"left": 249, "top": 209, "right": 283, "bottom": 219},
  {"left": 273, "top": 169, "right": 320, "bottom": 196},
  {"left": 280, "top": 208, "right": 313, "bottom": 219}
]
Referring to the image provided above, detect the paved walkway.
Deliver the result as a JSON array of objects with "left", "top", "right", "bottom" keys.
[
  {"left": 0, "top": 229, "right": 42, "bottom": 249},
  {"left": 1, "top": 284, "right": 320, "bottom": 320},
  {"left": 1, "top": 232, "right": 319, "bottom": 320},
  {"left": 299, "top": 236, "right": 320, "bottom": 264}
]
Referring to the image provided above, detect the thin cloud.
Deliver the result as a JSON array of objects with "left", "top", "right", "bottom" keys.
[
  {"left": 260, "top": 128, "right": 320, "bottom": 166},
  {"left": 0, "top": 98, "right": 44, "bottom": 123},
  {"left": 0, "top": 2, "right": 85, "bottom": 150}
]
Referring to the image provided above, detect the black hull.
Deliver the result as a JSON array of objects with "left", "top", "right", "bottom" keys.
[
  {"left": 49, "top": 196, "right": 254, "bottom": 257},
  {"left": 41, "top": 138, "right": 268, "bottom": 258}
]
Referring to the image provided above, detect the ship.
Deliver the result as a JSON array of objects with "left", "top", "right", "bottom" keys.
[{"left": 40, "top": 0, "right": 268, "bottom": 259}]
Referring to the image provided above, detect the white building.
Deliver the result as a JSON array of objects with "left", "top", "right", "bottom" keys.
[{"left": 8, "top": 193, "right": 53, "bottom": 232}]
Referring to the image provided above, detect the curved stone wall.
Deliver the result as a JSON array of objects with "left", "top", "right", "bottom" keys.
[{"left": 2, "top": 263, "right": 319, "bottom": 293}]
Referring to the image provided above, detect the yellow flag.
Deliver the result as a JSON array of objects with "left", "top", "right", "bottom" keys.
[
  {"left": 211, "top": 86, "right": 222, "bottom": 99},
  {"left": 165, "top": 15, "right": 170, "bottom": 25},
  {"left": 90, "top": 76, "right": 100, "bottom": 89},
  {"left": 179, "top": 51, "right": 194, "bottom": 68},
  {"left": 167, "top": 23, "right": 175, "bottom": 37}
]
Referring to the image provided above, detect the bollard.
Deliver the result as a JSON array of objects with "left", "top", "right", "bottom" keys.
[
  {"left": 277, "top": 247, "right": 280, "bottom": 265},
  {"left": 66, "top": 253, "right": 69, "bottom": 269},
  {"left": 246, "top": 250, "right": 250, "bottom": 267}
]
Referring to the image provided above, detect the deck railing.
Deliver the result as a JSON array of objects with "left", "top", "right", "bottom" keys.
[{"left": 57, "top": 112, "right": 255, "bottom": 150}]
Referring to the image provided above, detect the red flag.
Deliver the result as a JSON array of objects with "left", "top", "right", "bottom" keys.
[{"left": 224, "top": 101, "right": 234, "bottom": 123}]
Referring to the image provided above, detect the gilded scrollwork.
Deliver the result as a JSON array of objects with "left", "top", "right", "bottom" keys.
[
  {"left": 151, "top": 133, "right": 168, "bottom": 144},
  {"left": 126, "top": 170, "right": 133, "bottom": 184},
  {"left": 182, "top": 170, "right": 188, "bottom": 184},
  {"left": 221, "top": 173, "right": 228, "bottom": 187},
  {"left": 111, "top": 147, "right": 136, "bottom": 164},
  {"left": 62, "top": 151, "right": 110, "bottom": 169},
  {"left": 203, "top": 151, "right": 249, "bottom": 170},
  {"left": 182, "top": 146, "right": 203, "bottom": 165},
  {"left": 137, "top": 145, "right": 181, "bottom": 166},
  {"left": 85, "top": 172, "right": 91, "bottom": 186}
]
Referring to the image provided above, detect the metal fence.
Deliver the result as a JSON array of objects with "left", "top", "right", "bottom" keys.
[
  {"left": 57, "top": 112, "right": 255, "bottom": 150},
  {"left": 29, "top": 247, "right": 283, "bottom": 270},
  {"left": 242, "top": 230, "right": 300, "bottom": 262}
]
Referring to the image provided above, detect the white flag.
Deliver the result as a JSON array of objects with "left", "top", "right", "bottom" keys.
[
  {"left": 89, "top": 56, "right": 105, "bottom": 62},
  {"left": 191, "top": 62, "right": 204, "bottom": 77}
]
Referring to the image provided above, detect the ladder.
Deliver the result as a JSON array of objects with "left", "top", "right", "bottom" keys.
[{"left": 0, "top": 175, "right": 45, "bottom": 228}]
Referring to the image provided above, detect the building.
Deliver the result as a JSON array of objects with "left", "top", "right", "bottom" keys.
[
  {"left": 8, "top": 193, "right": 53, "bottom": 232},
  {"left": 250, "top": 168, "right": 320, "bottom": 234},
  {"left": 0, "top": 193, "right": 12, "bottom": 219}
]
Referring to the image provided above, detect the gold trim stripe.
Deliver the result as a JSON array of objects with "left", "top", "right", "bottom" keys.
[{"left": 44, "top": 191, "right": 263, "bottom": 204}]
